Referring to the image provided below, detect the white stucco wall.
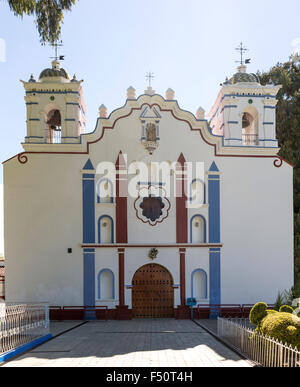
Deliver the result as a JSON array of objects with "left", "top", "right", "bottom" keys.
[{"left": 3, "top": 98, "right": 294, "bottom": 307}]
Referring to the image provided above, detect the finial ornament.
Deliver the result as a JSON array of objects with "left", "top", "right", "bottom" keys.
[
  {"left": 235, "top": 42, "right": 251, "bottom": 66},
  {"left": 99, "top": 104, "right": 108, "bottom": 118},
  {"left": 166, "top": 88, "right": 175, "bottom": 100},
  {"left": 146, "top": 72, "right": 154, "bottom": 88},
  {"left": 50, "top": 40, "right": 65, "bottom": 62},
  {"left": 127, "top": 86, "right": 136, "bottom": 99},
  {"left": 196, "top": 107, "right": 205, "bottom": 120},
  {"left": 29, "top": 74, "right": 36, "bottom": 83}
]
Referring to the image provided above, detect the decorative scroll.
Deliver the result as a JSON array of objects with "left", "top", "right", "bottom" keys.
[
  {"left": 274, "top": 157, "right": 283, "bottom": 168},
  {"left": 17, "top": 154, "right": 28, "bottom": 164}
]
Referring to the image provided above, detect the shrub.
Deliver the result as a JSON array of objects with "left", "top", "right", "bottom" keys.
[
  {"left": 279, "top": 305, "right": 294, "bottom": 314},
  {"left": 250, "top": 302, "right": 300, "bottom": 349},
  {"left": 260, "top": 312, "right": 300, "bottom": 349},
  {"left": 249, "top": 302, "right": 268, "bottom": 326}
]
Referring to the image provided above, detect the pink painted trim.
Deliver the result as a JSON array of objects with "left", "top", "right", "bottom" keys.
[
  {"left": 116, "top": 151, "right": 128, "bottom": 244},
  {"left": 176, "top": 153, "right": 188, "bottom": 243}
]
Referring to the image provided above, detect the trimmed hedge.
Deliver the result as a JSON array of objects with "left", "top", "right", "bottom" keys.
[
  {"left": 260, "top": 312, "right": 300, "bottom": 349},
  {"left": 250, "top": 302, "right": 300, "bottom": 349},
  {"left": 279, "top": 305, "right": 294, "bottom": 314}
]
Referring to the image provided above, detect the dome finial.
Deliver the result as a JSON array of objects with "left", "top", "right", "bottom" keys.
[
  {"left": 52, "top": 59, "right": 61, "bottom": 70},
  {"left": 237, "top": 64, "right": 247, "bottom": 73},
  {"left": 28, "top": 74, "right": 36, "bottom": 83}
]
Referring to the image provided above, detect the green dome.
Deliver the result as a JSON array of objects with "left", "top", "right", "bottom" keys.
[
  {"left": 39, "top": 67, "right": 70, "bottom": 80},
  {"left": 229, "top": 72, "right": 260, "bottom": 84}
]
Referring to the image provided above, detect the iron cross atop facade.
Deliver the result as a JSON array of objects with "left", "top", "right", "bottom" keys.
[
  {"left": 146, "top": 72, "right": 154, "bottom": 87},
  {"left": 235, "top": 42, "right": 251, "bottom": 65},
  {"left": 50, "top": 41, "right": 65, "bottom": 61}
]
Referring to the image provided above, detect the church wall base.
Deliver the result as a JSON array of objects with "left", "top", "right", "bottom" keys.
[
  {"left": 174, "top": 306, "right": 191, "bottom": 320},
  {"left": 115, "top": 305, "right": 132, "bottom": 320}
]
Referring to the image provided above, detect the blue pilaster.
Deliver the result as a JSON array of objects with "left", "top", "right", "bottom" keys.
[
  {"left": 82, "top": 160, "right": 96, "bottom": 319},
  {"left": 209, "top": 248, "right": 221, "bottom": 319},
  {"left": 208, "top": 162, "right": 221, "bottom": 319}
]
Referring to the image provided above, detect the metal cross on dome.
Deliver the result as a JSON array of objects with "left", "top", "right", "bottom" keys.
[
  {"left": 146, "top": 72, "right": 154, "bottom": 87},
  {"left": 50, "top": 40, "right": 65, "bottom": 61},
  {"left": 235, "top": 42, "right": 251, "bottom": 65}
]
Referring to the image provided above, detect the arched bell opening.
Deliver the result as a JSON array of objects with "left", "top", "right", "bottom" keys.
[
  {"left": 46, "top": 109, "right": 62, "bottom": 144},
  {"left": 242, "top": 107, "right": 259, "bottom": 146}
]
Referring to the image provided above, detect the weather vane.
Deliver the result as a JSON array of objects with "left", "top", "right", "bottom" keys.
[
  {"left": 50, "top": 40, "right": 65, "bottom": 61},
  {"left": 146, "top": 72, "right": 154, "bottom": 87},
  {"left": 235, "top": 42, "right": 251, "bottom": 65}
]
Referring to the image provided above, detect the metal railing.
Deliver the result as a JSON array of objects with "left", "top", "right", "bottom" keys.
[
  {"left": 0, "top": 304, "right": 50, "bottom": 354},
  {"left": 217, "top": 318, "right": 300, "bottom": 367},
  {"left": 242, "top": 133, "right": 259, "bottom": 146}
]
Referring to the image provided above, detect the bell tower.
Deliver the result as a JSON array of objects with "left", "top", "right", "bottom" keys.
[
  {"left": 21, "top": 59, "right": 86, "bottom": 145},
  {"left": 209, "top": 46, "right": 282, "bottom": 148}
]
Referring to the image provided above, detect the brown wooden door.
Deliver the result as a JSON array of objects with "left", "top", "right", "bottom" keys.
[{"left": 132, "top": 264, "right": 174, "bottom": 318}]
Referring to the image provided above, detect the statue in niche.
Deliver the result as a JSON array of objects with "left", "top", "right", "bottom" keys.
[{"left": 146, "top": 123, "right": 157, "bottom": 142}]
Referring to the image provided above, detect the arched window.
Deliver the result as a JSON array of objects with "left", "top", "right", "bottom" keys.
[
  {"left": 189, "top": 179, "right": 206, "bottom": 207},
  {"left": 97, "top": 269, "right": 115, "bottom": 300},
  {"left": 191, "top": 269, "right": 208, "bottom": 300},
  {"left": 97, "top": 179, "right": 114, "bottom": 204},
  {"left": 46, "top": 109, "right": 62, "bottom": 144},
  {"left": 242, "top": 107, "right": 259, "bottom": 146},
  {"left": 190, "top": 215, "right": 206, "bottom": 243},
  {"left": 98, "top": 216, "right": 114, "bottom": 244}
]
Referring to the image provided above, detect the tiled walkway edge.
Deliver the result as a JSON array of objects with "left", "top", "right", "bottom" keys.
[{"left": 0, "top": 334, "right": 52, "bottom": 363}]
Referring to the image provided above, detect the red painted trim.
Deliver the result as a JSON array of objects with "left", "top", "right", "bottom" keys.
[
  {"left": 3, "top": 103, "right": 291, "bottom": 169},
  {"left": 176, "top": 154, "right": 188, "bottom": 243},
  {"left": 115, "top": 152, "right": 128, "bottom": 244},
  {"left": 118, "top": 249, "right": 125, "bottom": 307},
  {"left": 180, "top": 249, "right": 186, "bottom": 306}
]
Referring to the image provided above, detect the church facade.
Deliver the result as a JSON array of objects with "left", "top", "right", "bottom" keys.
[{"left": 3, "top": 60, "right": 294, "bottom": 318}]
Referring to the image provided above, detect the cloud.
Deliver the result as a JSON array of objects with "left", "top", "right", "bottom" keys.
[
  {"left": 291, "top": 38, "right": 300, "bottom": 54},
  {"left": 0, "top": 184, "right": 3, "bottom": 256}
]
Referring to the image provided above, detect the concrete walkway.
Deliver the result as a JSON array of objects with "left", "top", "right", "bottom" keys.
[{"left": 2, "top": 319, "right": 252, "bottom": 367}]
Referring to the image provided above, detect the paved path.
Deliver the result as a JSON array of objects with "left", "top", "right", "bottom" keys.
[{"left": 2, "top": 320, "right": 252, "bottom": 367}]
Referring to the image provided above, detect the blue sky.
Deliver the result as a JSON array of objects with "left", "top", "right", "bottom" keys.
[{"left": 0, "top": 0, "right": 300, "bottom": 254}]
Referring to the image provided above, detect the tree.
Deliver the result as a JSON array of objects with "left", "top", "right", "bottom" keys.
[
  {"left": 5, "top": 0, "right": 77, "bottom": 44},
  {"left": 259, "top": 54, "right": 300, "bottom": 290}
]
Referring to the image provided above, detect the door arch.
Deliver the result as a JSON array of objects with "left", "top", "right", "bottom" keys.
[{"left": 132, "top": 264, "right": 174, "bottom": 318}]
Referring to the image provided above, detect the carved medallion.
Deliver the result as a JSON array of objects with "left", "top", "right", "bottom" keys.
[{"left": 134, "top": 186, "right": 171, "bottom": 226}]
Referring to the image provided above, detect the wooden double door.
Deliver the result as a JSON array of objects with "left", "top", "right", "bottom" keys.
[{"left": 132, "top": 264, "right": 174, "bottom": 318}]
